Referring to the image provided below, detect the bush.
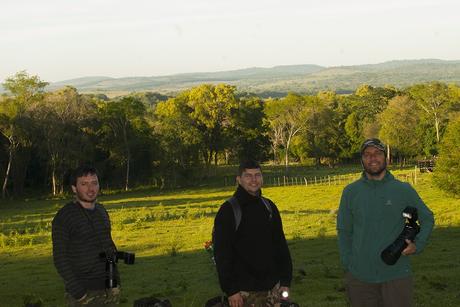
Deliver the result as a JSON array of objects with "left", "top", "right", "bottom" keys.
[{"left": 434, "top": 114, "right": 460, "bottom": 195}]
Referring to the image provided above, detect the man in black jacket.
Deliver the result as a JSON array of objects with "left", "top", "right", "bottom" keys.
[
  {"left": 213, "top": 160, "right": 292, "bottom": 307},
  {"left": 52, "top": 165, "right": 120, "bottom": 306}
]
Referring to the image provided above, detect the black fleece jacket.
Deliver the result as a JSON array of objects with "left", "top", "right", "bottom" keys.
[{"left": 213, "top": 185, "right": 292, "bottom": 296}]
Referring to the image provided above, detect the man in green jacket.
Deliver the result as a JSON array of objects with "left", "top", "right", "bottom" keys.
[{"left": 337, "top": 138, "right": 434, "bottom": 307}]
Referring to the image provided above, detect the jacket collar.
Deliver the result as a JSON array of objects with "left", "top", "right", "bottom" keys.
[
  {"left": 234, "top": 184, "right": 262, "bottom": 206},
  {"left": 360, "top": 170, "right": 394, "bottom": 184}
]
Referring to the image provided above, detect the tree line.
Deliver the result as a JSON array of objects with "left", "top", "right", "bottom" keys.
[{"left": 1, "top": 71, "right": 459, "bottom": 198}]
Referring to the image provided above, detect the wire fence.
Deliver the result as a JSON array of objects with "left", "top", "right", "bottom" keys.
[{"left": 222, "top": 167, "right": 419, "bottom": 188}]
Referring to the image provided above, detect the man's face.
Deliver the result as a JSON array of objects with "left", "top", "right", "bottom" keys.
[
  {"left": 237, "top": 168, "right": 263, "bottom": 196},
  {"left": 362, "top": 146, "right": 387, "bottom": 177},
  {"left": 72, "top": 173, "right": 99, "bottom": 205}
]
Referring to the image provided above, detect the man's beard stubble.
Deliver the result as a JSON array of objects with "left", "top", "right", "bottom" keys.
[{"left": 364, "top": 160, "right": 387, "bottom": 176}]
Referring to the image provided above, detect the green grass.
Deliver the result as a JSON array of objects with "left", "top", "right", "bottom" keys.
[{"left": 0, "top": 171, "right": 459, "bottom": 306}]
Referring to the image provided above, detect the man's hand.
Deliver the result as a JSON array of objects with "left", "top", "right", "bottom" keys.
[
  {"left": 279, "top": 286, "right": 290, "bottom": 300},
  {"left": 111, "top": 286, "right": 121, "bottom": 295},
  {"left": 402, "top": 239, "right": 417, "bottom": 255},
  {"left": 228, "top": 292, "right": 244, "bottom": 307}
]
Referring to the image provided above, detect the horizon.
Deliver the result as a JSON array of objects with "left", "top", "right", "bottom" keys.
[
  {"left": 2, "top": 0, "right": 460, "bottom": 83},
  {"left": 49, "top": 57, "right": 458, "bottom": 83}
]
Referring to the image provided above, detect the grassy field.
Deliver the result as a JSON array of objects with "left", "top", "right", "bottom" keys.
[{"left": 0, "top": 170, "right": 459, "bottom": 307}]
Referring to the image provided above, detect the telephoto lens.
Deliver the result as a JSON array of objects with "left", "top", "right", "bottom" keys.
[
  {"left": 100, "top": 250, "right": 135, "bottom": 288},
  {"left": 381, "top": 206, "right": 420, "bottom": 265},
  {"left": 117, "top": 251, "right": 135, "bottom": 264},
  {"left": 105, "top": 256, "right": 118, "bottom": 288}
]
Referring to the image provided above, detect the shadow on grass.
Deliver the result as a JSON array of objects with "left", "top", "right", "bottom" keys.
[
  {"left": 104, "top": 195, "right": 231, "bottom": 210},
  {"left": 0, "top": 193, "right": 233, "bottom": 235},
  {"left": 1, "top": 226, "right": 459, "bottom": 307},
  {"left": 0, "top": 236, "right": 345, "bottom": 307}
]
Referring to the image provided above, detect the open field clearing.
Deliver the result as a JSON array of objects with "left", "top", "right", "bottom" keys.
[{"left": 0, "top": 172, "right": 459, "bottom": 306}]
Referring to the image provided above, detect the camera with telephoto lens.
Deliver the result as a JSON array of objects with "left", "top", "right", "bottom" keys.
[
  {"left": 381, "top": 206, "right": 420, "bottom": 265},
  {"left": 100, "top": 250, "right": 135, "bottom": 288}
]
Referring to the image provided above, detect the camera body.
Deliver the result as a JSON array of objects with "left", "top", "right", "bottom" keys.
[
  {"left": 100, "top": 250, "right": 135, "bottom": 288},
  {"left": 381, "top": 206, "right": 420, "bottom": 265}
]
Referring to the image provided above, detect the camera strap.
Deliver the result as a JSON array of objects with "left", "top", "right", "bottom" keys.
[{"left": 76, "top": 201, "right": 114, "bottom": 259}]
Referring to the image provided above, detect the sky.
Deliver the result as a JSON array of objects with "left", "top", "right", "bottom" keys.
[{"left": 1, "top": 0, "right": 459, "bottom": 82}]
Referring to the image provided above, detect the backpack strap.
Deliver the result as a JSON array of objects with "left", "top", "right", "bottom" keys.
[
  {"left": 261, "top": 197, "right": 273, "bottom": 220},
  {"left": 227, "top": 196, "right": 273, "bottom": 231},
  {"left": 227, "top": 196, "right": 242, "bottom": 231}
]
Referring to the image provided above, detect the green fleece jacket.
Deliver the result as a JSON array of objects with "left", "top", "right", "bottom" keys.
[{"left": 337, "top": 171, "right": 434, "bottom": 283}]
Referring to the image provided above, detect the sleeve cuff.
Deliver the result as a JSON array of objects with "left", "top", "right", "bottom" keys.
[
  {"left": 225, "top": 288, "right": 240, "bottom": 297},
  {"left": 280, "top": 279, "right": 291, "bottom": 288}
]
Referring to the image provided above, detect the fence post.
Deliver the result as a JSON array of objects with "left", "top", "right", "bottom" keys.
[
  {"left": 414, "top": 166, "right": 417, "bottom": 185},
  {"left": 304, "top": 177, "right": 308, "bottom": 186}
]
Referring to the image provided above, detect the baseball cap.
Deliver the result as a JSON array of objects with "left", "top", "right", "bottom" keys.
[{"left": 360, "top": 138, "right": 386, "bottom": 154}]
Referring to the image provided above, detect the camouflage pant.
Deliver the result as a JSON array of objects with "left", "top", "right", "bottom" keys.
[
  {"left": 65, "top": 287, "right": 120, "bottom": 306},
  {"left": 240, "top": 283, "right": 282, "bottom": 307}
]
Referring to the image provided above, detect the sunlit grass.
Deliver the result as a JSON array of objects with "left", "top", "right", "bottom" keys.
[{"left": 0, "top": 171, "right": 459, "bottom": 306}]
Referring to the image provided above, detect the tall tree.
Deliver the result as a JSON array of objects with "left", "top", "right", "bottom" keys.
[
  {"left": 30, "top": 86, "right": 97, "bottom": 195},
  {"left": 0, "top": 71, "right": 47, "bottom": 198},
  {"left": 154, "top": 94, "right": 202, "bottom": 179},
  {"left": 187, "top": 84, "right": 237, "bottom": 167},
  {"left": 228, "top": 96, "right": 270, "bottom": 163},
  {"left": 265, "top": 93, "right": 308, "bottom": 169},
  {"left": 379, "top": 95, "right": 421, "bottom": 161},
  {"left": 99, "top": 96, "right": 150, "bottom": 191},
  {"left": 408, "top": 82, "right": 452, "bottom": 144},
  {"left": 344, "top": 85, "right": 397, "bottom": 156},
  {"left": 295, "top": 95, "right": 343, "bottom": 166}
]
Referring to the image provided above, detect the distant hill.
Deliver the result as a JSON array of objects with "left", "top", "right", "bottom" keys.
[
  {"left": 12, "top": 60, "right": 460, "bottom": 97},
  {"left": 47, "top": 64, "right": 325, "bottom": 95}
]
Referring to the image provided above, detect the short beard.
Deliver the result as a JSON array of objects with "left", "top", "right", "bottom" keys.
[
  {"left": 75, "top": 192, "right": 97, "bottom": 204},
  {"left": 363, "top": 161, "right": 387, "bottom": 177}
]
